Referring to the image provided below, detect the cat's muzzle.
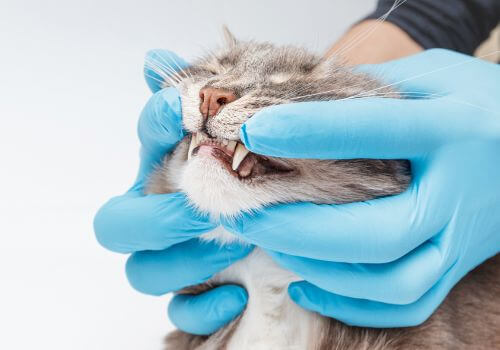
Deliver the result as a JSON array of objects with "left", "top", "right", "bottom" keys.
[{"left": 188, "top": 132, "right": 294, "bottom": 179}]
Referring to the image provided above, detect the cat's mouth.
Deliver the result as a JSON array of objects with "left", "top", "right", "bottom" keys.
[{"left": 188, "top": 132, "right": 294, "bottom": 179}]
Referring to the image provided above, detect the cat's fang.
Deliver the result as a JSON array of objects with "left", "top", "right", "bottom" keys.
[
  {"left": 232, "top": 143, "right": 250, "bottom": 170},
  {"left": 227, "top": 141, "right": 237, "bottom": 153},
  {"left": 188, "top": 134, "right": 198, "bottom": 160}
]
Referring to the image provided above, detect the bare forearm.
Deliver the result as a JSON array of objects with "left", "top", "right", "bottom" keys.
[{"left": 326, "top": 20, "right": 423, "bottom": 65}]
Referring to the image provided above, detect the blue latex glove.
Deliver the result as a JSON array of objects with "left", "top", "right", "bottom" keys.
[
  {"left": 221, "top": 49, "right": 500, "bottom": 327},
  {"left": 94, "top": 49, "right": 252, "bottom": 335}
]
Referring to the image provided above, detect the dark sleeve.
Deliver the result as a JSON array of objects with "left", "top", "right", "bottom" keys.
[{"left": 365, "top": 0, "right": 500, "bottom": 55}]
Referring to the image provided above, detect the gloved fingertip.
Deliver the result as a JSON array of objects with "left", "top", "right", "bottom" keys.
[
  {"left": 93, "top": 197, "right": 130, "bottom": 254},
  {"left": 125, "top": 252, "right": 166, "bottom": 296},
  {"left": 214, "top": 285, "right": 249, "bottom": 316},
  {"left": 239, "top": 109, "right": 274, "bottom": 153},
  {"left": 138, "top": 88, "right": 184, "bottom": 155},
  {"left": 288, "top": 281, "right": 324, "bottom": 314},
  {"left": 288, "top": 281, "right": 308, "bottom": 304},
  {"left": 168, "top": 285, "right": 248, "bottom": 335}
]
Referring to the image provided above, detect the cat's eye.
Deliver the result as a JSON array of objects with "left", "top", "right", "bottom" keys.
[{"left": 269, "top": 72, "right": 293, "bottom": 84}]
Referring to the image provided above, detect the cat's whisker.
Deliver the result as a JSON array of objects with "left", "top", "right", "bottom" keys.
[
  {"left": 334, "top": 0, "right": 407, "bottom": 55},
  {"left": 144, "top": 59, "right": 182, "bottom": 86},
  {"left": 147, "top": 67, "right": 181, "bottom": 87},
  {"left": 330, "top": 92, "right": 495, "bottom": 115},
  {"left": 145, "top": 58, "right": 179, "bottom": 83},
  {"left": 342, "top": 91, "right": 445, "bottom": 100},
  {"left": 338, "top": 50, "right": 500, "bottom": 99},
  {"left": 162, "top": 56, "right": 191, "bottom": 81},
  {"left": 289, "top": 50, "right": 500, "bottom": 101},
  {"left": 145, "top": 57, "right": 184, "bottom": 83},
  {"left": 147, "top": 57, "right": 184, "bottom": 82},
  {"left": 158, "top": 51, "right": 192, "bottom": 80},
  {"left": 445, "top": 96, "right": 498, "bottom": 115},
  {"left": 281, "top": 59, "right": 376, "bottom": 101},
  {"left": 144, "top": 72, "right": 178, "bottom": 88},
  {"left": 281, "top": 82, "right": 319, "bottom": 100},
  {"left": 358, "top": 92, "right": 496, "bottom": 115},
  {"left": 331, "top": 0, "right": 409, "bottom": 59}
]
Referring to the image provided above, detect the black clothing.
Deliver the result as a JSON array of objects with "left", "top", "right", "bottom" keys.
[{"left": 366, "top": 0, "right": 500, "bottom": 55}]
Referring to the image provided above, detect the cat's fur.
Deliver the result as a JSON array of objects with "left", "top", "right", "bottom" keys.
[{"left": 146, "top": 29, "right": 499, "bottom": 349}]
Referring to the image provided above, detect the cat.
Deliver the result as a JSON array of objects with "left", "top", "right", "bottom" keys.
[{"left": 145, "top": 28, "right": 500, "bottom": 350}]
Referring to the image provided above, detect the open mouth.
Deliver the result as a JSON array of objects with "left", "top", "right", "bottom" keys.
[{"left": 188, "top": 132, "right": 294, "bottom": 179}]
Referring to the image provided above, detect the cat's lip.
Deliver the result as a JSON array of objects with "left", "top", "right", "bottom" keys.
[
  {"left": 188, "top": 133, "right": 236, "bottom": 159},
  {"left": 188, "top": 132, "right": 294, "bottom": 179}
]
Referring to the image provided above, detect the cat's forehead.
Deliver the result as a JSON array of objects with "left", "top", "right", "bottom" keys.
[{"left": 212, "top": 42, "right": 319, "bottom": 74}]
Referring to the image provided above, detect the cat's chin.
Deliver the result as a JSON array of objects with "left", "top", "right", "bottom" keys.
[{"left": 178, "top": 155, "right": 269, "bottom": 217}]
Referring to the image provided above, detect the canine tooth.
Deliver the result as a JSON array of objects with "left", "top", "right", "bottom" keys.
[
  {"left": 222, "top": 139, "right": 228, "bottom": 146},
  {"left": 187, "top": 135, "right": 196, "bottom": 160},
  {"left": 188, "top": 133, "right": 202, "bottom": 160},
  {"left": 227, "top": 141, "right": 237, "bottom": 153},
  {"left": 232, "top": 143, "right": 250, "bottom": 170}
]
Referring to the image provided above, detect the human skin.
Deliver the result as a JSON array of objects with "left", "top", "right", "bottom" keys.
[{"left": 327, "top": 19, "right": 423, "bottom": 64}]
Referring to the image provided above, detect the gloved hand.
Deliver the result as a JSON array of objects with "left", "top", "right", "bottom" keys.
[
  {"left": 93, "top": 49, "right": 252, "bottom": 335},
  {"left": 221, "top": 49, "right": 500, "bottom": 327}
]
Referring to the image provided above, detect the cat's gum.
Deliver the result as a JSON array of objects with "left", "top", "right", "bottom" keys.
[{"left": 189, "top": 132, "right": 293, "bottom": 179}]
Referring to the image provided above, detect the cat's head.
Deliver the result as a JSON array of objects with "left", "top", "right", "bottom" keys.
[{"left": 149, "top": 28, "right": 409, "bottom": 217}]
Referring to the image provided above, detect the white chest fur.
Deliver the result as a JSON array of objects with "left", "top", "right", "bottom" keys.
[{"left": 202, "top": 227, "right": 320, "bottom": 350}]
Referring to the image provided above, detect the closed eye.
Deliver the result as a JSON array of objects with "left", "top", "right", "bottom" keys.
[{"left": 269, "top": 72, "right": 293, "bottom": 84}]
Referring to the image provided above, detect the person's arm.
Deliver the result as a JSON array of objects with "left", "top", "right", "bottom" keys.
[
  {"left": 326, "top": 20, "right": 423, "bottom": 64},
  {"left": 327, "top": 0, "right": 500, "bottom": 65}
]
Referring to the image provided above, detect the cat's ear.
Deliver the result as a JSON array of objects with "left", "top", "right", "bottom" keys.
[{"left": 222, "top": 25, "right": 238, "bottom": 47}]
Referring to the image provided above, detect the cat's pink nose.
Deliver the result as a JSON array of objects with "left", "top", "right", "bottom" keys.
[{"left": 199, "top": 87, "right": 237, "bottom": 117}]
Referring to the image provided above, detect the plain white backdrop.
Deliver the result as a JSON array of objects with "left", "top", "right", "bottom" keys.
[{"left": 0, "top": 1, "right": 376, "bottom": 349}]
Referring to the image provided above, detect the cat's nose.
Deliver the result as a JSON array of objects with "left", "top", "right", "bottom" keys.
[{"left": 199, "top": 87, "right": 237, "bottom": 117}]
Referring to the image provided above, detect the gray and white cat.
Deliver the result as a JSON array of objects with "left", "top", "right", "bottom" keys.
[{"left": 146, "top": 29, "right": 499, "bottom": 350}]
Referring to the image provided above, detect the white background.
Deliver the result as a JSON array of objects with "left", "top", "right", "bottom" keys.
[{"left": 0, "top": 1, "right": 376, "bottom": 349}]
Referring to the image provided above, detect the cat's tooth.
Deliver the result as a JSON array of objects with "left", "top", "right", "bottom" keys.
[
  {"left": 232, "top": 143, "right": 250, "bottom": 170},
  {"left": 222, "top": 139, "right": 228, "bottom": 146},
  {"left": 188, "top": 133, "right": 202, "bottom": 160},
  {"left": 227, "top": 141, "right": 237, "bottom": 153},
  {"left": 188, "top": 135, "right": 196, "bottom": 160}
]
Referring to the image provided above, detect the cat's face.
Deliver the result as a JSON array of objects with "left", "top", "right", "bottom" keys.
[{"left": 151, "top": 30, "right": 409, "bottom": 217}]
